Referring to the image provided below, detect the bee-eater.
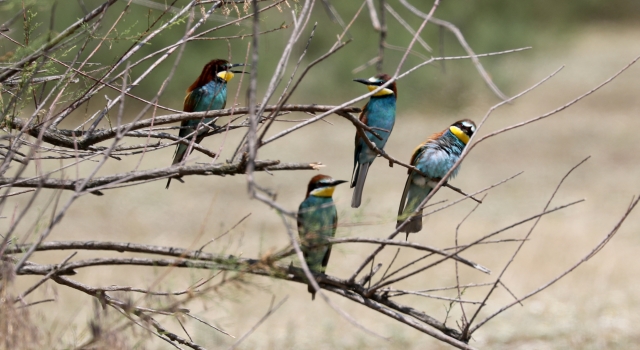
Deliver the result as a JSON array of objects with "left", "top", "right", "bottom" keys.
[
  {"left": 397, "top": 119, "right": 476, "bottom": 235},
  {"left": 297, "top": 174, "right": 347, "bottom": 300},
  {"left": 166, "top": 59, "right": 244, "bottom": 189},
  {"left": 351, "top": 73, "right": 397, "bottom": 208}
]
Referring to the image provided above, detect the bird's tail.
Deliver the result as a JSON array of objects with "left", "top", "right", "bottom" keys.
[
  {"left": 397, "top": 209, "right": 423, "bottom": 235},
  {"left": 397, "top": 183, "right": 430, "bottom": 234},
  {"left": 166, "top": 144, "right": 188, "bottom": 189},
  {"left": 171, "top": 143, "right": 188, "bottom": 166},
  {"left": 351, "top": 162, "right": 370, "bottom": 208},
  {"left": 308, "top": 285, "right": 316, "bottom": 301}
]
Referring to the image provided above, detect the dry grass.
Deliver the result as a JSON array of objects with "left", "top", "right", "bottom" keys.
[{"left": 4, "top": 24, "right": 640, "bottom": 349}]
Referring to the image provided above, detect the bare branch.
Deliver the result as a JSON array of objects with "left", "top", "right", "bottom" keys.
[
  {"left": 226, "top": 296, "right": 288, "bottom": 350},
  {"left": 0, "top": 160, "right": 319, "bottom": 192}
]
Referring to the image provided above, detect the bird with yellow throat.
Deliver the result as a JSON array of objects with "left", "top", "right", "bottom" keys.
[
  {"left": 166, "top": 59, "right": 244, "bottom": 188},
  {"left": 397, "top": 119, "right": 476, "bottom": 236},
  {"left": 350, "top": 73, "right": 397, "bottom": 208},
  {"left": 297, "top": 174, "right": 347, "bottom": 300}
]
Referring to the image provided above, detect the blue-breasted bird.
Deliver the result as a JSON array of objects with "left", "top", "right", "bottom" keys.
[
  {"left": 297, "top": 174, "right": 347, "bottom": 300},
  {"left": 166, "top": 59, "right": 244, "bottom": 189},
  {"left": 351, "top": 73, "right": 397, "bottom": 208},
  {"left": 397, "top": 119, "right": 476, "bottom": 235}
]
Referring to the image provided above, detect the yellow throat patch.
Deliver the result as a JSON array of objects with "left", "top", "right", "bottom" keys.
[
  {"left": 367, "top": 84, "right": 394, "bottom": 97},
  {"left": 311, "top": 186, "right": 336, "bottom": 198},
  {"left": 450, "top": 126, "right": 470, "bottom": 144},
  {"left": 217, "top": 71, "right": 235, "bottom": 82}
]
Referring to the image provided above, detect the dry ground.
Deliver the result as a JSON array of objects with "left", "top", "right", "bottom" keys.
[{"left": 5, "top": 24, "right": 640, "bottom": 349}]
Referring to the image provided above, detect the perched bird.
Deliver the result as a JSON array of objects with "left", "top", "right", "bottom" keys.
[
  {"left": 397, "top": 119, "right": 476, "bottom": 235},
  {"left": 351, "top": 73, "right": 397, "bottom": 208},
  {"left": 297, "top": 174, "right": 347, "bottom": 300},
  {"left": 166, "top": 59, "right": 244, "bottom": 189}
]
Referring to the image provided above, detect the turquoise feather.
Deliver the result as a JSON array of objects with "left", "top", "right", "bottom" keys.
[
  {"left": 297, "top": 175, "right": 346, "bottom": 300},
  {"left": 398, "top": 120, "right": 476, "bottom": 235},
  {"left": 166, "top": 59, "right": 236, "bottom": 189},
  {"left": 351, "top": 74, "right": 397, "bottom": 208},
  {"left": 171, "top": 79, "right": 227, "bottom": 166}
]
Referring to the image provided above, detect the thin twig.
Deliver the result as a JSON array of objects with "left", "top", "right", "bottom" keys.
[{"left": 226, "top": 296, "right": 288, "bottom": 350}]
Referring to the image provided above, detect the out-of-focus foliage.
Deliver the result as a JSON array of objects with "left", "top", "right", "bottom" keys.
[{"left": 0, "top": 0, "right": 637, "bottom": 116}]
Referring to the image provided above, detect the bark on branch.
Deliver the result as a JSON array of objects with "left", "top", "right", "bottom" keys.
[
  {"left": 6, "top": 105, "right": 361, "bottom": 150},
  {"left": 0, "top": 160, "right": 323, "bottom": 192}
]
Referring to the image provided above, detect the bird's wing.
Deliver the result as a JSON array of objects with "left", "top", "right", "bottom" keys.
[
  {"left": 179, "top": 88, "right": 207, "bottom": 139},
  {"left": 183, "top": 87, "right": 205, "bottom": 113},
  {"left": 409, "top": 144, "right": 425, "bottom": 169},
  {"left": 351, "top": 102, "right": 370, "bottom": 185},
  {"left": 296, "top": 203, "right": 306, "bottom": 234},
  {"left": 398, "top": 140, "right": 430, "bottom": 214},
  {"left": 397, "top": 173, "right": 412, "bottom": 216},
  {"left": 321, "top": 244, "right": 332, "bottom": 272},
  {"left": 354, "top": 102, "right": 370, "bottom": 145},
  {"left": 297, "top": 202, "right": 310, "bottom": 261},
  {"left": 359, "top": 102, "right": 369, "bottom": 124},
  {"left": 321, "top": 204, "right": 338, "bottom": 270},
  {"left": 409, "top": 130, "right": 445, "bottom": 174}
]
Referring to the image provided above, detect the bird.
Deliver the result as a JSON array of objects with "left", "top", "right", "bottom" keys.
[
  {"left": 297, "top": 174, "right": 347, "bottom": 300},
  {"left": 397, "top": 119, "right": 476, "bottom": 236},
  {"left": 350, "top": 73, "right": 397, "bottom": 208},
  {"left": 166, "top": 59, "right": 245, "bottom": 189}
]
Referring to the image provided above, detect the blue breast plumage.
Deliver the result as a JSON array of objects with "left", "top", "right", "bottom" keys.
[
  {"left": 297, "top": 195, "right": 337, "bottom": 273},
  {"left": 181, "top": 79, "right": 227, "bottom": 136},
  {"left": 397, "top": 119, "right": 476, "bottom": 235},
  {"left": 356, "top": 95, "right": 396, "bottom": 164},
  {"left": 413, "top": 130, "right": 465, "bottom": 180}
]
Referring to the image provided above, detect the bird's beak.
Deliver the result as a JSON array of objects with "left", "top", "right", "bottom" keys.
[
  {"left": 330, "top": 180, "right": 348, "bottom": 186},
  {"left": 353, "top": 78, "right": 373, "bottom": 86},
  {"left": 230, "top": 63, "right": 249, "bottom": 73}
]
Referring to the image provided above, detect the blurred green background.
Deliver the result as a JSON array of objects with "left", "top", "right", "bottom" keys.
[{"left": 1, "top": 0, "right": 639, "bottom": 114}]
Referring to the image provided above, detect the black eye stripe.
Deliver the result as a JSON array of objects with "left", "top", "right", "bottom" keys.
[
  {"left": 454, "top": 124, "right": 474, "bottom": 136},
  {"left": 312, "top": 181, "right": 333, "bottom": 189}
]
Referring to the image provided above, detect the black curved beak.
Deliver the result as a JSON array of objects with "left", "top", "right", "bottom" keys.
[
  {"left": 330, "top": 180, "right": 348, "bottom": 186},
  {"left": 230, "top": 63, "right": 248, "bottom": 73},
  {"left": 353, "top": 78, "right": 372, "bottom": 85}
]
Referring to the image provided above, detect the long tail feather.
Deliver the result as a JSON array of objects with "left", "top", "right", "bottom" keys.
[
  {"left": 397, "top": 175, "right": 412, "bottom": 218},
  {"left": 397, "top": 178, "right": 429, "bottom": 234},
  {"left": 171, "top": 143, "right": 188, "bottom": 166},
  {"left": 166, "top": 144, "right": 188, "bottom": 189},
  {"left": 398, "top": 209, "right": 423, "bottom": 234},
  {"left": 308, "top": 285, "right": 316, "bottom": 300},
  {"left": 351, "top": 162, "right": 370, "bottom": 208},
  {"left": 350, "top": 162, "right": 359, "bottom": 188}
]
